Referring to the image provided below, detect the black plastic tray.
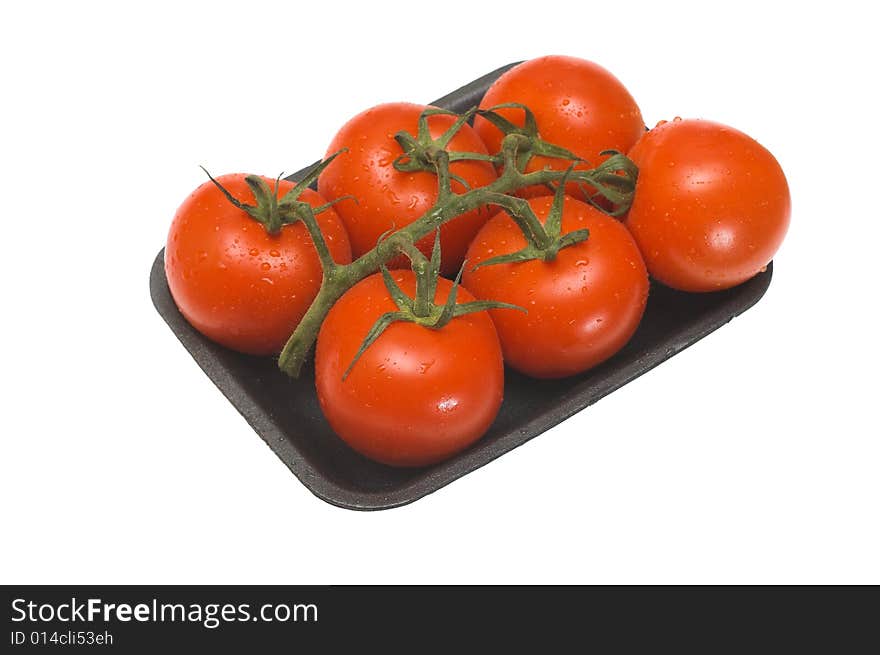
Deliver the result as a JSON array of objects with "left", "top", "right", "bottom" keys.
[{"left": 150, "top": 63, "right": 773, "bottom": 510}]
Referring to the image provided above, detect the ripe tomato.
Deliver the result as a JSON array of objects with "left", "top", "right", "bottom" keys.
[
  {"left": 315, "top": 270, "right": 504, "bottom": 467},
  {"left": 165, "top": 174, "right": 351, "bottom": 355},
  {"left": 317, "top": 102, "right": 497, "bottom": 276},
  {"left": 625, "top": 118, "right": 791, "bottom": 292},
  {"left": 474, "top": 55, "right": 644, "bottom": 198},
  {"left": 463, "top": 196, "right": 649, "bottom": 379}
]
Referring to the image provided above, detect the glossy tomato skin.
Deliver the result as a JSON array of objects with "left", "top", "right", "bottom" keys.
[
  {"left": 474, "top": 55, "right": 644, "bottom": 198},
  {"left": 315, "top": 271, "right": 504, "bottom": 467},
  {"left": 165, "top": 175, "right": 351, "bottom": 355},
  {"left": 625, "top": 118, "right": 790, "bottom": 292},
  {"left": 463, "top": 196, "right": 648, "bottom": 379},
  {"left": 317, "top": 102, "right": 497, "bottom": 276}
]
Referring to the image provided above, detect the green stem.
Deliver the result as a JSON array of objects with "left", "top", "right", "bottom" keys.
[
  {"left": 481, "top": 192, "right": 551, "bottom": 250},
  {"left": 294, "top": 203, "right": 338, "bottom": 273},
  {"left": 395, "top": 239, "right": 433, "bottom": 318},
  {"left": 276, "top": 133, "right": 637, "bottom": 377}
]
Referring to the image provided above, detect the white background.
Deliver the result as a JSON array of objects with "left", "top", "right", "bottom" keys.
[{"left": 2, "top": 0, "right": 877, "bottom": 584}]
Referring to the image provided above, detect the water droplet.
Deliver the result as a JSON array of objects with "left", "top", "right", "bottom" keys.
[
  {"left": 377, "top": 150, "right": 395, "bottom": 166},
  {"left": 260, "top": 262, "right": 271, "bottom": 271},
  {"left": 249, "top": 248, "right": 259, "bottom": 256},
  {"left": 437, "top": 397, "right": 458, "bottom": 413},
  {"left": 269, "top": 249, "right": 280, "bottom": 257}
]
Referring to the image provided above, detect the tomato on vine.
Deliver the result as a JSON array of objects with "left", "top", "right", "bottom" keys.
[
  {"left": 463, "top": 181, "right": 649, "bottom": 379},
  {"left": 268, "top": 105, "right": 640, "bottom": 380},
  {"left": 474, "top": 55, "right": 644, "bottom": 201},
  {"left": 166, "top": 163, "right": 351, "bottom": 355},
  {"left": 314, "top": 234, "right": 515, "bottom": 467},
  {"left": 625, "top": 118, "right": 790, "bottom": 292},
  {"left": 317, "top": 102, "right": 497, "bottom": 276}
]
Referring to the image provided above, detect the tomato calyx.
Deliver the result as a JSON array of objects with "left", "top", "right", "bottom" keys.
[
  {"left": 474, "top": 168, "right": 590, "bottom": 268},
  {"left": 393, "top": 107, "right": 497, "bottom": 188},
  {"left": 200, "top": 151, "right": 352, "bottom": 236},
  {"left": 343, "top": 232, "right": 523, "bottom": 380},
  {"left": 477, "top": 103, "right": 583, "bottom": 171},
  {"left": 478, "top": 104, "right": 639, "bottom": 214}
]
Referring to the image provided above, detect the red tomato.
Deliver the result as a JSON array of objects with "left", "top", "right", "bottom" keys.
[
  {"left": 315, "top": 271, "right": 504, "bottom": 467},
  {"left": 317, "top": 102, "right": 497, "bottom": 276},
  {"left": 165, "top": 174, "right": 351, "bottom": 355},
  {"left": 463, "top": 196, "right": 649, "bottom": 378},
  {"left": 625, "top": 118, "right": 790, "bottom": 292},
  {"left": 474, "top": 55, "right": 644, "bottom": 199}
]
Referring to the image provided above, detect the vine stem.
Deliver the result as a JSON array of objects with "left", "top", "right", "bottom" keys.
[{"left": 277, "top": 133, "right": 635, "bottom": 377}]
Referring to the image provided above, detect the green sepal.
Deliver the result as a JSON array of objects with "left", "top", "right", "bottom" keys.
[
  {"left": 297, "top": 194, "right": 358, "bottom": 224},
  {"left": 477, "top": 102, "right": 538, "bottom": 136},
  {"left": 434, "top": 262, "right": 465, "bottom": 326},
  {"left": 454, "top": 299, "right": 527, "bottom": 317},
  {"left": 433, "top": 107, "right": 476, "bottom": 149},
  {"left": 243, "top": 175, "right": 273, "bottom": 207},
  {"left": 380, "top": 265, "right": 414, "bottom": 313},
  {"left": 425, "top": 230, "right": 442, "bottom": 298},
  {"left": 278, "top": 149, "right": 346, "bottom": 208},
  {"left": 544, "top": 166, "right": 575, "bottom": 239},
  {"left": 200, "top": 166, "right": 253, "bottom": 213},
  {"left": 342, "top": 311, "right": 411, "bottom": 381},
  {"left": 470, "top": 245, "right": 545, "bottom": 271},
  {"left": 554, "top": 228, "right": 590, "bottom": 252}
]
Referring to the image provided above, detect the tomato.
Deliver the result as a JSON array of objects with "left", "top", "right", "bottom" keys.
[
  {"left": 317, "top": 102, "right": 497, "bottom": 276},
  {"left": 474, "top": 55, "right": 644, "bottom": 199},
  {"left": 625, "top": 118, "right": 790, "bottom": 292},
  {"left": 315, "top": 270, "right": 504, "bottom": 467},
  {"left": 462, "top": 196, "right": 649, "bottom": 379},
  {"left": 165, "top": 174, "right": 351, "bottom": 355}
]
